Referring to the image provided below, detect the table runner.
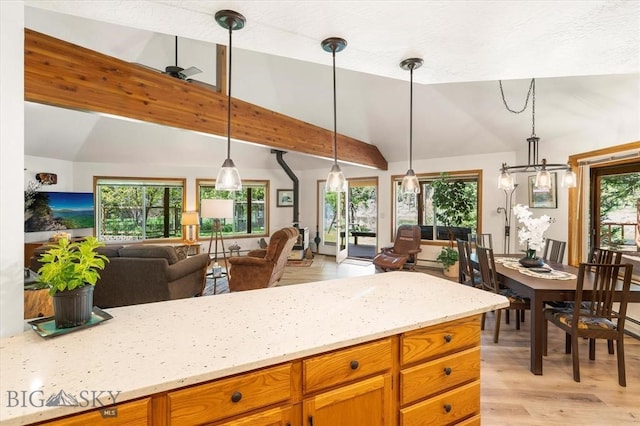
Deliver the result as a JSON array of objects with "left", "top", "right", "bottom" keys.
[{"left": 497, "top": 258, "right": 577, "bottom": 280}]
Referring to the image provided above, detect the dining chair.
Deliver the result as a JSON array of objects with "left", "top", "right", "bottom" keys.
[
  {"left": 477, "top": 246, "right": 530, "bottom": 343},
  {"left": 542, "top": 239, "right": 566, "bottom": 263},
  {"left": 543, "top": 262, "right": 633, "bottom": 386},
  {"left": 456, "top": 239, "right": 481, "bottom": 287},
  {"left": 468, "top": 233, "right": 493, "bottom": 250}
]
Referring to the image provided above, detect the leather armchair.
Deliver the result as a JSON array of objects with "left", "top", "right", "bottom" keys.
[
  {"left": 227, "top": 227, "right": 299, "bottom": 291},
  {"left": 373, "top": 225, "right": 422, "bottom": 271}
]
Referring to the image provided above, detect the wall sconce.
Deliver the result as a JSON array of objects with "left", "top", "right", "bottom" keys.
[{"left": 35, "top": 173, "right": 57, "bottom": 185}]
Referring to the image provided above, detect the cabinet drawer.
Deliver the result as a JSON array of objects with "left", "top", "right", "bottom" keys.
[
  {"left": 456, "top": 413, "right": 481, "bottom": 426},
  {"left": 303, "top": 338, "right": 393, "bottom": 394},
  {"left": 168, "top": 363, "right": 293, "bottom": 425},
  {"left": 400, "top": 347, "right": 480, "bottom": 405},
  {"left": 400, "top": 380, "right": 480, "bottom": 426},
  {"left": 39, "top": 397, "right": 150, "bottom": 425},
  {"left": 213, "top": 403, "right": 300, "bottom": 426},
  {"left": 402, "top": 316, "right": 480, "bottom": 366}
]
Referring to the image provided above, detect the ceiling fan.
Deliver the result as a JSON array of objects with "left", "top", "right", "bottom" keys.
[
  {"left": 164, "top": 36, "right": 202, "bottom": 80},
  {"left": 134, "top": 36, "right": 217, "bottom": 91}
]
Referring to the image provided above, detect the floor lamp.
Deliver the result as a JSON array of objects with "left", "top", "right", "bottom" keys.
[{"left": 201, "top": 199, "right": 234, "bottom": 272}]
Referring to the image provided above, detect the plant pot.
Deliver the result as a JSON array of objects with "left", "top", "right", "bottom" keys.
[
  {"left": 443, "top": 261, "right": 459, "bottom": 278},
  {"left": 519, "top": 249, "right": 544, "bottom": 268},
  {"left": 52, "top": 285, "right": 94, "bottom": 329}
]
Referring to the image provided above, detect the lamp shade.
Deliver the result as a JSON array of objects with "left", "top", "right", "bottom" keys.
[
  {"left": 181, "top": 211, "right": 199, "bottom": 225},
  {"left": 201, "top": 199, "right": 234, "bottom": 219}
]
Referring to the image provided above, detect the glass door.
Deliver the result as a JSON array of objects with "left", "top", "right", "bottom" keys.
[{"left": 317, "top": 180, "right": 349, "bottom": 263}]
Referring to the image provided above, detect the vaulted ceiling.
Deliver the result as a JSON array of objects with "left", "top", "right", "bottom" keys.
[{"left": 24, "top": 1, "right": 640, "bottom": 171}]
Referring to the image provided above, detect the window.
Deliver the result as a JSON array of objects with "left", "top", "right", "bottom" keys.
[
  {"left": 197, "top": 180, "right": 269, "bottom": 238},
  {"left": 392, "top": 170, "right": 481, "bottom": 242},
  {"left": 95, "top": 177, "right": 185, "bottom": 242}
]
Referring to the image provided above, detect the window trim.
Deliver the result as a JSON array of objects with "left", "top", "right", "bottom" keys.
[
  {"left": 196, "top": 178, "right": 270, "bottom": 239},
  {"left": 390, "top": 169, "right": 483, "bottom": 246},
  {"left": 93, "top": 176, "right": 186, "bottom": 242}
]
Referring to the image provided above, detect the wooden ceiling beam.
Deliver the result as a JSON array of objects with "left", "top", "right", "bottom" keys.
[{"left": 24, "top": 29, "right": 388, "bottom": 170}]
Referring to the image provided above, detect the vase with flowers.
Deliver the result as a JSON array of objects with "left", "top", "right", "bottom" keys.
[{"left": 512, "top": 204, "right": 552, "bottom": 268}]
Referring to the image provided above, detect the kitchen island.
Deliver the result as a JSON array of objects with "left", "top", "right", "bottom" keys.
[{"left": 0, "top": 271, "right": 508, "bottom": 425}]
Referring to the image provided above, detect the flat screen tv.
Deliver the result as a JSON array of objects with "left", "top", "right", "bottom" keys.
[{"left": 25, "top": 191, "right": 95, "bottom": 232}]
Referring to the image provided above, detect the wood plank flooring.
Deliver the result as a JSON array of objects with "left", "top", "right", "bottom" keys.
[{"left": 279, "top": 255, "right": 640, "bottom": 425}]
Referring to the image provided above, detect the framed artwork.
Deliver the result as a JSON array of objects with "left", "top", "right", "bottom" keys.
[
  {"left": 528, "top": 173, "right": 557, "bottom": 208},
  {"left": 277, "top": 189, "right": 294, "bottom": 207}
]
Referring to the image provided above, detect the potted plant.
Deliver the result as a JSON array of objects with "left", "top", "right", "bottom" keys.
[
  {"left": 432, "top": 173, "right": 475, "bottom": 277},
  {"left": 436, "top": 246, "right": 459, "bottom": 277},
  {"left": 37, "top": 236, "right": 109, "bottom": 328}
]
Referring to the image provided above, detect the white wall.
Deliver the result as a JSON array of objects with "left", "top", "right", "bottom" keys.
[{"left": 1, "top": 1, "right": 25, "bottom": 337}]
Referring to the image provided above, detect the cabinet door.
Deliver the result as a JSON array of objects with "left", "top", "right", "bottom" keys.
[
  {"left": 303, "top": 374, "right": 392, "bottom": 426},
  {"left": 214, "top": 404, "right": 300, "bottom": 426}
]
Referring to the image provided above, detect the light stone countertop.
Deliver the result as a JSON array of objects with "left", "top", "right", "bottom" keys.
[{"left": 0, "top": 271, "right": 508, "bottom": 425}]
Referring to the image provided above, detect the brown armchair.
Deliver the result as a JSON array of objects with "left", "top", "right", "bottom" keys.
[
  {"left": 227, "top": 227, "right": 299, "bottom": 291},
  {"left": 372, "top": 225, "right": 422, "bottom": 271}
]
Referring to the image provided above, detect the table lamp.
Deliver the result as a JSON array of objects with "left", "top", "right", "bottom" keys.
[
  {"left": 181, "top": 211, "right": 199, "bottom": 243},
  {"left": 200, "top": 199, "right": 234, "bottom": 270}
]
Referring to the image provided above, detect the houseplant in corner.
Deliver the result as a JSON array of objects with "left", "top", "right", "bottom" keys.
[{"left": 37, "top": 236, "right": 109, "bottom": 328}]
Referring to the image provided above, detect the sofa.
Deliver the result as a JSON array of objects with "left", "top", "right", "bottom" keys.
[{"left": 30, "top": 244, "right": 210, "bottom": 308}]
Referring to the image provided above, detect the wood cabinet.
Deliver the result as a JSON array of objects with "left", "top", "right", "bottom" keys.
[
  {"left": 31, "top": 315, "right": 483, "bottom": 426},
  {"left": 167, "top": 363, "right": 299, "bottom": 426},
  {"left": 399, "top": 315, "right": 481, "bottom": 425},
  {"left": 302, "top": 338, "right": 394, "bottom": 426}
]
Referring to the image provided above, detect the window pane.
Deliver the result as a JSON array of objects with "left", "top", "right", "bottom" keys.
[
  {"left": 198, "top": 181, "right": 268, "bottom": 238},
  {"left": 393, "top": 172, "right": 480, "bottom": 241},
  {"left": 96, "top": 179, "right": 184, "bottom": 242}
]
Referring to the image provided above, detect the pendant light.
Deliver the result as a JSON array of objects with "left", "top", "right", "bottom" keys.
[
  {"left": 498, "top": 78, "right": 576, "bottom": 192},
  {"left": 215, "top": 10, "right": 245, "bottom": 191},
  {"left": 400, "top": 58, "right": 423, "bottom": 194},
  {"left": 322, "top": 37, "right": 347, "bottom": 193}
]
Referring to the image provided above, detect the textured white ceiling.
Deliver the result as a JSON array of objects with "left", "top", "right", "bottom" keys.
[{"left": 23, "top": 1, "right": 640, "bottom": 171}]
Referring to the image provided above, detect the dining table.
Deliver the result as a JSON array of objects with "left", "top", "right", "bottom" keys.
[{"left": 470, "top": 254, "right": 640, "bottom": 375}]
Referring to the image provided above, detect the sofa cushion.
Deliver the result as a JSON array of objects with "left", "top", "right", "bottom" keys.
[
  {"left": 118, "top": 245, "right": 180, "bottom": 265},
  {"left": 96, "top": 245, "right": 123, "bottom": 257}
]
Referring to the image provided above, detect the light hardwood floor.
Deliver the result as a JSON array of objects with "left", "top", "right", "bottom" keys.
[{"left": 280, "top": 255, "right": 640, "bottom": 425}]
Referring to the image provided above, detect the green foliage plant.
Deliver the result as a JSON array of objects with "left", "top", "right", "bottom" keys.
[
  {"left": 37, "top": 237, "right": 109, "bottom": 296},
  {"left": 436, "top": 246, "right": 459, "bottom": 270}
]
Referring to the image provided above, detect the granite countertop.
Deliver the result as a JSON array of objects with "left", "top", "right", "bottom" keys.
[{"left": 0, "top": 271, "right": 508, "bottom": 425}]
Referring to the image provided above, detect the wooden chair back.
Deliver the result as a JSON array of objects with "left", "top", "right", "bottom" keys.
[
  {"left": 476, "top": 246, "right": 500, "bottom": 293},
  {"left": 542, "top": 239, "right": 566, "bottom": 263},
  {"left": 456, "top": 239, "right": 475, "bottom": 285}
]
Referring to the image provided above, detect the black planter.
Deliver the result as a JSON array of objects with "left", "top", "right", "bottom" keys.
[
  {"left": 518, "top": 256, "right": 544, "bottom": 268},
  {"left": 52, "top": 285, "right": 94, "bottom": 329}
]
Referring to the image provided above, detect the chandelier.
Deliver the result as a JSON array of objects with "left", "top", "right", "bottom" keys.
[{"left": 498, "top": 79, "right": 576, "bottom": 192}]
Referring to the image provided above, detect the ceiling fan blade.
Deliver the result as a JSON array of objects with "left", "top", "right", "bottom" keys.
[{"left": 181, "top": 66, "right": 202, "bottom": 77}]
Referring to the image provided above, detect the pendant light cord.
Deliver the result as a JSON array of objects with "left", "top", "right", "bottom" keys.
[
  {"left": 332, "top": 49, "right": 338, "bottom": 166},
  {"left": 409, "top": 63, "right": 414, "bottom": 170},
  {"left": 226, "top": 26, "right": 233, "bottom": 160}
]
